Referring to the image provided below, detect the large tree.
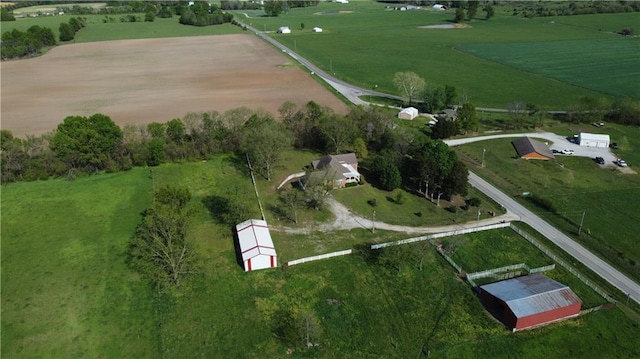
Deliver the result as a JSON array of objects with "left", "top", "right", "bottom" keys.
[
  {"left": 243, "top": 117, "right": 292, "bottom": 181},
  {"left": 51, "top": 113, "right": 123, "bottom": 169},
  {"left": 129, "top": 185, "right": 195, "bottom": 287},
  {"left": 393, "top": 72, "right": 426, "bottom": 106},
  {"left": 318, "top": 113, "right": 356, "bottom": 154},
  {"left": 457, "top": 102, "right": 478, "bottom": 133}
]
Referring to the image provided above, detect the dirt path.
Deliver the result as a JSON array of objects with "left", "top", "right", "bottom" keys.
[
  {"left": 1, "top": 34, "right": 348, "bottom": 137},
  {"left": 273, "top": 197, "right": 519, "bottom": 235}
]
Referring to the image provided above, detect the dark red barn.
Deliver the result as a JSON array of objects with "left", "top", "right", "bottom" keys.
[{"left": 479, "top": 274, "right": 582, "bottom": 332}]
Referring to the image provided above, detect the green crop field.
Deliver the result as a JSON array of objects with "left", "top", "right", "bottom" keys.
[
  {"left": 457, "top": 38, "right": 640, "bottom": 99},
  {"left": 235, "top": 2, "right": 639, "bottom": 108}
]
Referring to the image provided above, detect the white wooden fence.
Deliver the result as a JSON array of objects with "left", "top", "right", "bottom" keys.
[
  {"left": 286, "top": 249, "right": 353, "bottom": 267},
  {"left": 370, "top": 222, "right": 510, "bottom": 250}
]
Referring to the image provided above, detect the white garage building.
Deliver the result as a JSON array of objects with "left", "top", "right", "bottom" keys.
[
  {"left": 398, "top": 107, "right": 419, "bottom": 120},
  {"left": 236, "top": 219, "right": 278, "bottom": 271},
  {"left": 578, "top": 133, "right": 610, "bottom": 148}
]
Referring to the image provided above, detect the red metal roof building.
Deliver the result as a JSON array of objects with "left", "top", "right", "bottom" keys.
[
  {"left": 236, "top": 219, "right": 277, "bottom": 272},
  {"left": 479, "top": 274, "right": 582, "bottom": 331}
]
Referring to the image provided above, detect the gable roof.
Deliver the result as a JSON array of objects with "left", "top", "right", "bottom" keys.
[
  {"left": 236, "top": 219, "right": 276, "bottom": 261},
  {"left": 311, "top": 153, "right": 358, "bottom": 178},
  {"left": 480, "top": 274, "right": 582, "bottom": 318},
  {"left": 511, "top": 137, "right": 555, "bottom": 159}
]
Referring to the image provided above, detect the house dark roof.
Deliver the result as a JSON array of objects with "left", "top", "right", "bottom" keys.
[
  {"left": 511, "top": 137, "right": 555, "bottom": 159},
  {"left": 311, "top": 153, "right": 357, "bottom": 177},
  {"left": 480, "top": 274, "right": 582, "bottom": 318}
]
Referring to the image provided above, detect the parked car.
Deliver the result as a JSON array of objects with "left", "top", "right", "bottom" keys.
[
  {"left": 610, "top": 142, "right": 619, "bottom": 149},
  {"left": 561, "top": 149, "right": 574, "bottom": 155},
  {"left": 592, "top": 122, "right": 605, "bottom": 127},
  {"left": 594, "top": 157, "right": 605, "bottom": 165},
  {"left": 552, "top": 149, "right": 561, "bottom": 154},
  {"left": 614, "top": 159, "right": 628, "bottom": 167}
]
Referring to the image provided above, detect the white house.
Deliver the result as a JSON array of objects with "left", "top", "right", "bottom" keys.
[
  {"left": 433, "top": 4, "right": 447, "bottom": 11},
  {"left": 277, "top": 26, "right": 291, "bottom": 34},
  {"left": 398, "top": 107, "right": 419, "bottom": 120},
  {"left": 236, "top": 219, "right": 277, "bottom": 271},
  {"left": 335, "top": 0, "right": 349, "bottom": 3},
  {"left": 312, "top": 27, "right": 323, "bottom": 33},
  {"left": 578, "top": 133, "right": 610, "bottom": 148}
]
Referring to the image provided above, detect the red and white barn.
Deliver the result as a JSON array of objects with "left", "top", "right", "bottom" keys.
[
  {"left": 479, "top": 274, "right": 582, "bottom": 331},
  {"left": 236, "top": 219, "right": 277, "bottom": 272}
]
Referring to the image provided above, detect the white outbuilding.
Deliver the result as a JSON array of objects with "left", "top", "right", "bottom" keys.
[
  {"left": 236, "top": 219, "right": 277, "bottom": 271},
  {"left": 312, "top": 27, "right": 323, "bottom": 33},
  {"left": 432, "top": 4, "right": 447, "bottom": 11},
  {"left": 578, "top": 133, "right": 610, "bottom": 148},
  {"left": 277, "top": 26, "right": 291, "bottom": 34},
  {"left": 398, "top": 107, "right": 419, "bottom": 120}
]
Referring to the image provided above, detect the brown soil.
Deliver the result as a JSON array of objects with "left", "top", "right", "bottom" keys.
[{"left": 1, "top": 34, "right": 348, "bottom": 137}]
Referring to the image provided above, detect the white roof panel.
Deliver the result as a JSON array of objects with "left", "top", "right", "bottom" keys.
[{"left": 236, "top": 219, "right": 277, "bottom": 261}]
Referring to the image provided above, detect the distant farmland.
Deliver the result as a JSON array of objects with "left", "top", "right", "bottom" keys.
[{"left": 457, "top": 38, "right": 640, "bottom": 99}]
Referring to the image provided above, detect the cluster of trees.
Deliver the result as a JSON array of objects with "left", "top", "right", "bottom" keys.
[
  {"left": 1, "top": 7, "right": 15, "bottom": 21},
  {"left": 453, "top": 1, "right": 494, "bottom": 22},
  {"left": 179, "top": 3, "right": 233, "bottom": 27},
  {"left": 1, "top": 103, "right": 469, "bottom": 209},
  {"left": 263, "top": 0, "right": 319, "bottom": 17},
  {"left": 1, "top": 26, "right": 55, "bottom": 59},
  {"left": 510, "top": 1, "right": 640, "bottom": 18},
  {"left": 129, "top": 185, "right": 195, "bottom": 287},
  {"left": 220, "top": 1, "right": 262, "bottom": 11},
  {"left": 59, "top": 17, "right": 86, "bottom": 41}
]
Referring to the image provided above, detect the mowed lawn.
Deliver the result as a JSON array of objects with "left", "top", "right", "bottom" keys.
[
  {"left": 457, "top": 37, "right": 640, "bottom": 99},
  {"left": 2, "top": 159, "right": 640, "bottom": 357}
]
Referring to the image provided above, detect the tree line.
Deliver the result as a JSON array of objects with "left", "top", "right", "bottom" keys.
[
  {"left": 0, "top": 102, "right": 469, "bottom": 202},
  {"left": 1, "top": 16, "right": 85, "bottom": 60}
]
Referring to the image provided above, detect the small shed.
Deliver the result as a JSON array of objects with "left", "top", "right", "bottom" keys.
[
  {"left": 432, "top": 4, "right": 447, "bottom": 10},
  {"left": 312, "top": 27, "right": 323, "bottom": 33},
  {"left": 479, "top": 274, "right": 582, "bottom": 332},
  {"left": 398, "top": 107, "right": 419, "bottom": 120},
  {"left": 578, "top": 133, "right": 610, "bottom": 148},
  {"left": 277, "top": 26, "right": 291, "bottom": 34},
  {"left": 511, "top": 137, "right": 555, "bottom": 160},
  {"left": 236, "top": 219, "right": 277, "bottom": 271}
]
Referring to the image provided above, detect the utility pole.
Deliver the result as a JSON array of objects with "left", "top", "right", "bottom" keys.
[
  {"left": 477, "top": 210, "right": 481, "bottom": 228},
  {"left": 578, "top": 210, "right": 586, "bottom": 235},
  {"left": 481, "top": 147, "right": 486, "bottom": 168},
  {"left": 372, "top": 210, "right": 376, "bottom": 233}
]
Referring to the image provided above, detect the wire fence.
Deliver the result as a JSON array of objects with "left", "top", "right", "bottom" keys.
[{"left": 510, "top": 224, "right": 615, "bottom": 303}]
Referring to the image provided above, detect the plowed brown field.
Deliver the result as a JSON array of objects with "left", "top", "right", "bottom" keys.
[{"left": 1, "top": 34, "right": 348, "bottom": 137}]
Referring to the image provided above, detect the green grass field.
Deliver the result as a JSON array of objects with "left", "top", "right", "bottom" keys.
[
  {"left": 457, "top": 37, "right": 640, "bottom": 99},
  {"left": 236, "top": 2, "right": 639, "bottom": 107},
  {"left": 3, "top": 161, "right": 639, "bottom": 357}
]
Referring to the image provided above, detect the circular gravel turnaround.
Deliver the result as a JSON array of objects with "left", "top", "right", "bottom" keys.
[{"left": 1, "top": 34, "right": 349, "bottom": 137}]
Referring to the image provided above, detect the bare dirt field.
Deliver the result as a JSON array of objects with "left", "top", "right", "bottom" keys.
[{"left": 1, "top": 34, "right": 348, "bottom": 137}]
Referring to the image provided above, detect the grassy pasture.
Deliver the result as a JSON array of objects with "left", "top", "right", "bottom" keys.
[
  {"left": 454, "top": 128, "right": 640, "bottom": 283},
  {"left": 2, "top": 155, "right": 639, "bottom": 357},
  {"left": 1, "top": 14, "right": 241, "bottom": 43},
  {"left": 237, "top": 2, "right": 638, "bottom": 107}
]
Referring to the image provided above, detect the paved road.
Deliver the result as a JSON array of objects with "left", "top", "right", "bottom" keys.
[{"left": 468, "top": 171, "right": 640, "bottom": 304}]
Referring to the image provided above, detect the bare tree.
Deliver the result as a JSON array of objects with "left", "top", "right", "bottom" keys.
[{"left": 393, "top": 72, "right": 426, "bottom": 106}]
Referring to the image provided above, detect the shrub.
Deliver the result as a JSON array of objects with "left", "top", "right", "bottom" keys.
[
  {"left": 367, "top": 198, "right": 377, "bottom": 207},
  {"left": 446, "top": 205, "right": 458, "bottom": 213},
  {"left": 465, "top": 197, "right": 481, "bottom": 207},
  {"left": 394, "top": 191, "right": 405, "bottom": 204}
]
